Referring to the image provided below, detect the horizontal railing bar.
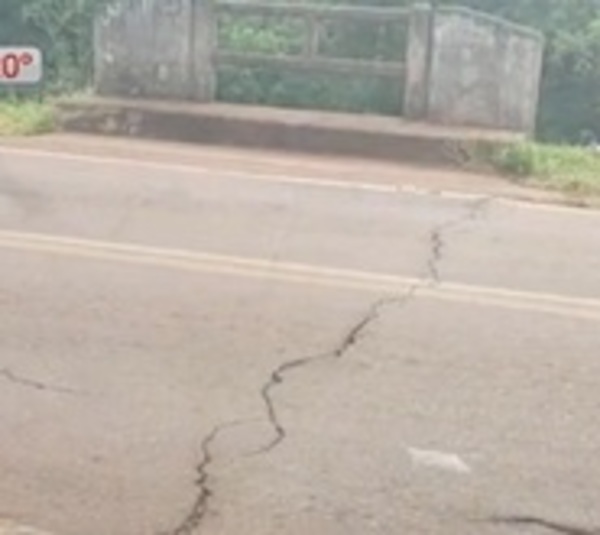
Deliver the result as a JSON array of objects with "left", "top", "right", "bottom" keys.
[
  {"left": 217, "top": 1, "right": 411, "bottom": 23},
  {"left": 215, "top": 51, "right": 406, "bottom": 78}
]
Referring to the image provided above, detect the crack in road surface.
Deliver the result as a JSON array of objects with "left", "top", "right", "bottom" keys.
[
  {"left": 170, "top": 425, "right": 219, "bottom": 535},
  {"left": 258, "top": 196, "right": 491, "bottom": 455},
  {"left": 487, "top": 516, "right": 600, "bottom": 535},
  {"left": 169, "top": 419, "right": 257, "bottom": 535},
  {"left": 427, "top": 197, "right": 490, "bottom": 283},
  {"left": 256, "top": 290, "right": 418, "bottom": 455},
  {"left": 168, "top": 196, "right": 490, "bottom": 534},
  {"left": 0, "top": 367, "right": 80, "bottom": 395}
]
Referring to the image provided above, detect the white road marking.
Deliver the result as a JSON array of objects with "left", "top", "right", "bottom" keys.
[
  {"left": 1, "top": 230, "right": 600, "bottom": 322},
  {"left": 0, "top": 144, "right": 598, "bottom": 216},
  {"left": 0, "top": 145, "right": 399, "bottom": 194},
  {"left": 408, "top": 448, "right": 472, "bottom": 474},
  {"left": 0, "top": 518, "right": 55, "bottom": 535}
]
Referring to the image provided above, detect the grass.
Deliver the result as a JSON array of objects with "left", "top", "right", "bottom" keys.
[
  {"left": 0, "top": 98, "right": 55, "bottom": 136},
  {"left": 488, "top": 142, "right": 600, "bottom": 197}
]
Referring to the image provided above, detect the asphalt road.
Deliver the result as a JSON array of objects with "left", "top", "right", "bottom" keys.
[{"left": 1, "top": 138, "right": 599, "bottom": 535}]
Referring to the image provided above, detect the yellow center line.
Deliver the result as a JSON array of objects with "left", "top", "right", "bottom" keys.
[{"left": 1, "top": 229, "right": 599, "bottom": 322}]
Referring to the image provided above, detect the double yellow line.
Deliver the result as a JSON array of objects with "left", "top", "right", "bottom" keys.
[{"left": 1, "top": 229, "right": 600, "bottom": 322}]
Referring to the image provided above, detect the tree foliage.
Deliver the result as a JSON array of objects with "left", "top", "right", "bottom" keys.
[
  {"left": 1, "top": 0, "right": 600, "bottom": 141},
  {"left": 0, "top": 0, "right": 109, "bottom": 92}
]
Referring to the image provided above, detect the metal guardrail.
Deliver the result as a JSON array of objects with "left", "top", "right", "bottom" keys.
[{"left": 214, "top": 1, "right": 409, "bottom": 80}]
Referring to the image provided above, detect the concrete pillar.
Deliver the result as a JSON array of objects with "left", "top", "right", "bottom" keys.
[
  {"left": 94, "top": 0, "right": 216, "bottom": 102},
  {"left": 426, "top": 7, "right": 544, "bottom": 133},
  {"left": 403, "top": 4, "right": 433, "bottom": 120},
  {"left": 190, "top": 0, "right": 216, "bottom": 102}
]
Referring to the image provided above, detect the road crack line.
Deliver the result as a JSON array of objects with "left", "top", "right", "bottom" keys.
[
  {"left": 427, "top": 196, "right": 490, "bottom": 283},
  {"left": 0, "top": 367, "right": 80, "bottom": 395},
  {"left": 170, "top": 425, "right": 219, "bottom": 535},
  {"left": 486, "top": 515, "right": 600, "bottom": 535},
  {"left": 257, "top": 196, "right": 491, "bottom": 454},
  {"left": 256, "top": 290, "right": 418, "bottom": 455},
  {"left": 170, "top": 196, "right": 491, "bottom": 534},
  {"left": 168, "top": 419, "right": 256, "bottom": 535}
]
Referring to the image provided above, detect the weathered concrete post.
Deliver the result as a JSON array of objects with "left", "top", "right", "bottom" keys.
[
  {"left": 403, "top": 4, "right": 433, "bottom": 120},
  {"left": 94, "top": 0, "right": 216, "bottom": 101},
  {"left": 191, "top": 0, "right": 217, "bottom": 102},
  {"left": 425, "top": 7, "right": 544, "bottom": 134}
]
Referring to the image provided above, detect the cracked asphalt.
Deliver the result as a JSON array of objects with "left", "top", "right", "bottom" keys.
[{"left": 1, "top": 138, "right": 600, "bottom": 535}]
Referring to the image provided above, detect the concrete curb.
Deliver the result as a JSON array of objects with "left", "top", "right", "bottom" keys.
[{"left": 56, "top": 98, "right": 521, "bottom": 168}]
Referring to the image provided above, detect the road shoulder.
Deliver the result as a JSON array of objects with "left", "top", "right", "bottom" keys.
[{"left": 1, "top": 134, "right": 594, "bottom": 210}]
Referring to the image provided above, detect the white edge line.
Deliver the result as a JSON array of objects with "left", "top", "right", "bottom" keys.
[
  {"left": 3, "top": 144, "right": 592, "bottom": 214},
  {"left": 0, "top": 145, "right": 399, "bottom": 195}
]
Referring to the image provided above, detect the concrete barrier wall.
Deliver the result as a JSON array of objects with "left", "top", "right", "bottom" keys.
[{"left": 427, "top": 7, "right": 544, "bottom": 134}]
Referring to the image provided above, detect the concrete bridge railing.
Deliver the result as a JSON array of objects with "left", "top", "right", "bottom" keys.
[{"left": 94, "top": 0, "right": 544, "bottom": 135}]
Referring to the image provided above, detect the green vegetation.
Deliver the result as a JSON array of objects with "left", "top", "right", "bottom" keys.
[
  {"left": 487, "top": 142, "right": 600, "bottom": 196},
  {"left": 0, "top": 0, "right": 106, "bottom": 93},
  {"left": 216, "top": 10, "right": 407, "bottom": 114},
  {"left": 0, "top": 98, "right": 54, "bottom": 135},
  {"left": 0, "top": 0, "right": 107, "bottom": 135}
]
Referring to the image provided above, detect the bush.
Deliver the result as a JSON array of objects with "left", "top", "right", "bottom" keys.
[
  {"left": 0, "top": 98, "right": 54, "bottom": 135},
  {"left": 491, "top": 142, "right": 600, "bottom": 195}
]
